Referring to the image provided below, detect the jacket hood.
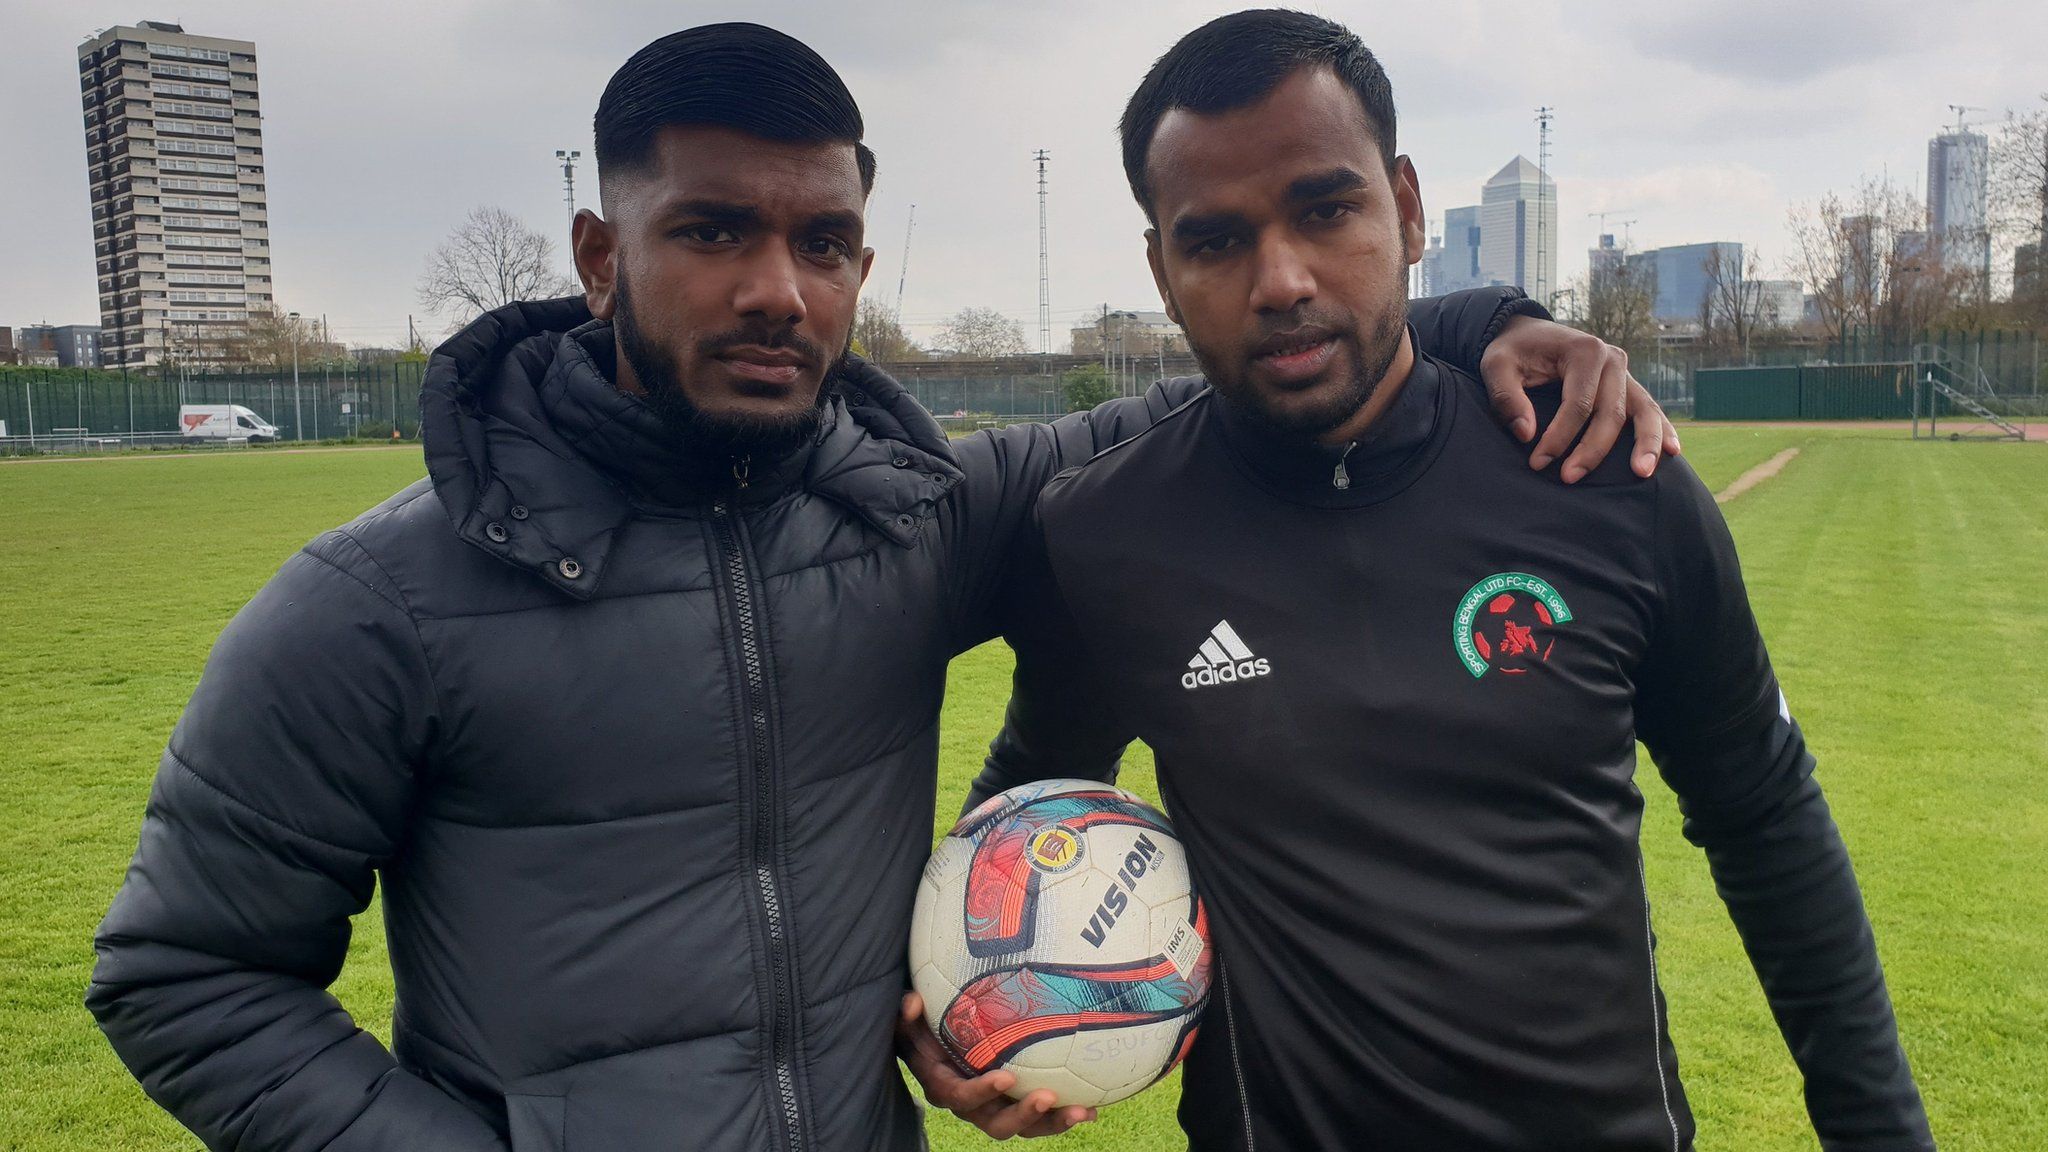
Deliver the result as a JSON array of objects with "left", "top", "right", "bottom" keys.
[{"left": 420, "top": 296, "right": 963, "bottom": 600}]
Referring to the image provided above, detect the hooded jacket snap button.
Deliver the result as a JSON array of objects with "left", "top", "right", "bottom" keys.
[
  {"left": 557, "top": 557, "right": 582, "bottom": 579},
  {"left": 892, "top": 456, "right": 911, "bottom": 468},
  {"left": 895, "top": 514, "right": 914, "bottom": 529},
  {"left": 485, "top": 521, "right": 508, "bottom": 543},
  {"left": 509, "top": 505, "right": 529, "bottom": 520}
]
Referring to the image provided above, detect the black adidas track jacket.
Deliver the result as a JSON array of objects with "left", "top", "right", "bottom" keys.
[{"left": 972, "top": 349, "right": 1934, "bottom": 1151}]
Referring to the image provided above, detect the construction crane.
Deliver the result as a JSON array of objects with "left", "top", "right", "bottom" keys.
[
  {"left": 1586, "top": 209, "right": 1635, "bottom": 236},
  {"left": 1947, "top": 104, "right": 1986, "bottom": 134},
  {"left": 894, "top": 204, "right": 915, "bottom": 323}
]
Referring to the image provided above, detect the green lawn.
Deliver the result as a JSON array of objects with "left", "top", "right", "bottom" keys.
[{"left": 1, "top": 427, "right": 2040, "bottom": 1150}]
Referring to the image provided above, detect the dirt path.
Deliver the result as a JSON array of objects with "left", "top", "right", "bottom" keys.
[
  {"left": 1715, "top": 446, "right": 1801, "bottom": 504},
  {"left": 0, "top": 444, "right": 417, "bottom": 466}
]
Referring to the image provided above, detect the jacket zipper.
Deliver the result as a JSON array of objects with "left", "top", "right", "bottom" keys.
[
  {"left": 1331, "top": 440, "right": 1357, "bottom": 490},
  {"left": 711, "top": 495, "right": 806, "bottom": 1152}
]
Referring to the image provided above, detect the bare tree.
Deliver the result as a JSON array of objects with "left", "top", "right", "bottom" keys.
[
  {"left": 1576, "top": 254, "right": 1656, "bottom": 353},
  {"left": 236, "top": 305, "right": 321, "bottom": 368},
  {"left": 417, "top": 206, "right": 576, "bottom": 326},
  {"left": 933, "top": 307, "right": 1028, "bottom": 359},
  {"left": 852, "top": 298, "right": 921, "bottom": 362},
  {"left": 1701, "top": 246, "right": 1767, "bottom": 360},
  {"left": 1991, "top": 99, "right": 2048, "bottom": 324},
  {"left": 1788, "top": 176, "right": 1970, "bottom": 342}
]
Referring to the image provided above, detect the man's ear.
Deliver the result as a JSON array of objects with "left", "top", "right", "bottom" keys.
[
  {"left": 860, "top": 247, "right": 876, "bottom": 287},
  {"left": 572, "top": 209, "right": 618, "bottom": 320},
  {"left": 1145, "top": 228, "right": 1182, "bottom": 326},
  {"left": 1393, "top": 156, "right": 1426, "bottom": 265}
]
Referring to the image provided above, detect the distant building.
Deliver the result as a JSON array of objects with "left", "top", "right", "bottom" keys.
[
  {"left": 1070, "top": 309, "right": 1186, "bottom": 357},
  {"left": 2016, "top": 242, "right": 2042, "bottom": 301},
  {"left": 0, "top": 327, "right": 16, "bottom": 365},
  {"left": 1428, "top": 205, "right": 1484, "bottom": 295},
  {"left": 1625, "top": 242, "right": 1744, "bottom": 323},
  {"left": 1588, "top": 234, "right": 1626, "bottom": 279},
  {"left": 77, "top": 21, "right": 275, "bottom": 367},
  {"left": 16, "top": 324, "right": 103, "bottom": 368},
  {"left": 1748, "top": 280, "right": 1805, "bottom": 329},
  {"left": 1927, "top": 129, "right": 1989, "bottom": 287},
  {"left": 1479, "top": 157, "right": 1557, "bottom": 305}
]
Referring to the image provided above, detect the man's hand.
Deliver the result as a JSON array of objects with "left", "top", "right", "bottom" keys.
[
  {"left": 1479, "top": 315, "right": 1682, "bottom": 483},
  {"left": 898, "top": 992, "right": 1096, "bottom": 1139}
]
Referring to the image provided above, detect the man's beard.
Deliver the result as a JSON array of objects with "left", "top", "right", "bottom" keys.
[
  {"left": 614, "top": 271, "right": 847, "bottom": 460},
  {"left": 1187, "top": 260, "right": 1408, "bottom": 441}
]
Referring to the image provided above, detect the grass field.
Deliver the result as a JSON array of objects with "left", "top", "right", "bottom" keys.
[{"left": 2, "top": 427, "right": 2042, "bottom": 1150}]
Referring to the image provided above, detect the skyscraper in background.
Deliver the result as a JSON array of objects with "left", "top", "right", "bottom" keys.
[
  {"left": 1426, "top": 204, "right": 1484, "bottom": 295},
  {"left": 1927, "top": 128, "right": 1989, "bottom": 289},
  {"left": 1625, "top": 242, "right": 1744, "bottom": 323},
  {"left": 77, "top": 21, "right": 273, "bottom": 367},
  {"left": 1479, "top": 157, "right": 1555, "bottom": 303}
]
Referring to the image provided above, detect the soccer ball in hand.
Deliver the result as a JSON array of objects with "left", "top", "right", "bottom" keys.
[{"left": 909, "top": 779, "right": 1212, "bottom": 1108}]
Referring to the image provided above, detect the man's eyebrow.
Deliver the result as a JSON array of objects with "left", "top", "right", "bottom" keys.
[
  {"left": 804, "top": 209, "right": 864, "bottom": 235},
  {"left": 1170, "top": 209, "right": 1247, "bottom": 243},
  {"left": 654, "top": 198, "right": 762, "bottom": 226},
  {"left": 1286, "top": 167, "right": 1367, "bottom": 202}
]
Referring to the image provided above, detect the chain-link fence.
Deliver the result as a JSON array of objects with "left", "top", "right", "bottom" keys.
[{"left": 0, "top": 360, "right": 428, "bottom": 454}]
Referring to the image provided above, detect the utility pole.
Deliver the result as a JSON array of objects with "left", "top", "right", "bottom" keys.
[
  {"left": 1034, "top": 150, "right": 1052, "bottom": 364},
  {"left": 554, "top": 149, "right": 581, "bottom": 236},
  {"left": 1535, "top": 106, "right": 1554, "bottom": 310},
  {"left": 895, "top": 204, "right": 916, "bottom": 324},
  {"left": 289, "top": 311, "right": 303, "bottom": 441}
]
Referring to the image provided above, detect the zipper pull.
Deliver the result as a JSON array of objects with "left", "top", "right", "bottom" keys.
[
  {"left": 1332, "top": 441, "right": 1357, "bottom": 490},
  {"left": 733, "top": 455, "right": 751, "bottom": 490}
]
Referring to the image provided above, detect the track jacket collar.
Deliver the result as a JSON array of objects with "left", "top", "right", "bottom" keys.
[{"left": 1214, "top": 327, "right": 1450, "bottom": 509}]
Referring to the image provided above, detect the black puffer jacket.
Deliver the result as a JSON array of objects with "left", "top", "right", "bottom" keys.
[{"left": 86, "top": 291, "right": 1529, "bottom": 1151}]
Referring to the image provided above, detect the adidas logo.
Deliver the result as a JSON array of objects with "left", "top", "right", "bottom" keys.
[{"left": 1181, "top": 620, "right": 1272, "bottom": 691}]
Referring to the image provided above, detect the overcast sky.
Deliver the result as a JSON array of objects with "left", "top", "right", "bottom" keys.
[{"left": 3, "top": 0, "right": 2043, "bottom": 349}]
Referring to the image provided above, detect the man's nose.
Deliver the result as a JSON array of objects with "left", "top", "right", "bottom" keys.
[
  {"left": 1247, "top": 234, "right": 1316, "bottom": 314},
  {"left": 733, "top": 247, "right": 807, "bottom": 327}
]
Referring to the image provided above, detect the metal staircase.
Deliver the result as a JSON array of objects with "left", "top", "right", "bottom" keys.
[{"left": 1913, "top": 346, "right": 2027, "bottom": 440}]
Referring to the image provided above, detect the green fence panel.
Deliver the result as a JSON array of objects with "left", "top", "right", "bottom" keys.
[
  {"left": 1695, "top": 366, "right": 1801, "bottom": 420},
  {"left": 1798, "top": 363, "right": 1915, "bottom": 420}
]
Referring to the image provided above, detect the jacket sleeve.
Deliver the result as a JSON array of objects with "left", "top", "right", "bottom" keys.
[
  {"left": 941, "top": 288, "right": 1530, "bottom": 649},
  {"left": 1409, "top": 286, "right": 1549, "bottom": 371},
  {"left": 941, "top": 379, "right": 1199, "bottom": 651},
  {"left": 85, "top": 533, "right": 508, "bottom": 1152},
  {"left": 966, "top": 496, "right": 1135, "bottom": 814},
  {"left": 1635, "top": 462, "right": 1933, "bottom": 1152}
]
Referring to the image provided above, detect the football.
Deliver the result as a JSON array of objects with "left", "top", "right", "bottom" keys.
[{"left": 909, "top": 778, "right": 1213, "bottom": 1108}]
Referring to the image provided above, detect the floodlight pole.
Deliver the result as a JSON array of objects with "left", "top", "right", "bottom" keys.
[
  {"left": 555, "top": 149, "right": 581, "bottom": 237},
  {"left": 290, "top": 311, "right": 303, "bottom": 440}
]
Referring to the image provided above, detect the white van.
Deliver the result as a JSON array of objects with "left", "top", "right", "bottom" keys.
[{"left": 178, "top": 405, "right": 279, "bottom": 444}]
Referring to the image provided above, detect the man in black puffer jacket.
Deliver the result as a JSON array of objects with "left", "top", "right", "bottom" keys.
[{"left": 85, "top": 23, "right": 1671, "bottom": 1152}]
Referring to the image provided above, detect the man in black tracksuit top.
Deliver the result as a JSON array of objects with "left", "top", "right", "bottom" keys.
[{"left": 965, "top": 13, "right": 1933, "bottom": 1151}]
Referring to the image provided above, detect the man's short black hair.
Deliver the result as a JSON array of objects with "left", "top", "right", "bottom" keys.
[
  {"left": 595, "top": 22, "right": 877, "bottom": 197},
  {"left": 1120, "top": 9, "right": 1396, "bottom": 221}
]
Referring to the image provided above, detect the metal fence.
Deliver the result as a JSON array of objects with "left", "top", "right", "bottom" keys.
[
  {"left": 0, "top": 360, "right": 428, "bottom": 454},
  {"left": 1624, "top": 327, "right": 2044, "bottom": 420}
]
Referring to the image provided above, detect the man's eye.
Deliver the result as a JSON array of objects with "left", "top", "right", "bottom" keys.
[
  {"left": 680, "top": 225, "right": 738, "bottom": 244},
  {"left": 1306, "top": 202, "right": 1354, "bottom": 223},
  {"left": 803, "top": 237, "right": 851, "bottom": 260},
  {"left": 1191, "top": 234, "right": 1239, "bottom": 256}
]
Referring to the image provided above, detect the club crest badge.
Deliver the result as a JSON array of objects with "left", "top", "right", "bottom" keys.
[{"left": 1453, "top": 572, "right": 1573, "bottom": 678}]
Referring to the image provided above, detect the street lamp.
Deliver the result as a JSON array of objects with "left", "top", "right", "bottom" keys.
[
  {"left": 555, "top": 149, "right": 581, "bottom": 238},
  {"left": 289, "top": 310, "right": 302, "bottom": 441}
]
